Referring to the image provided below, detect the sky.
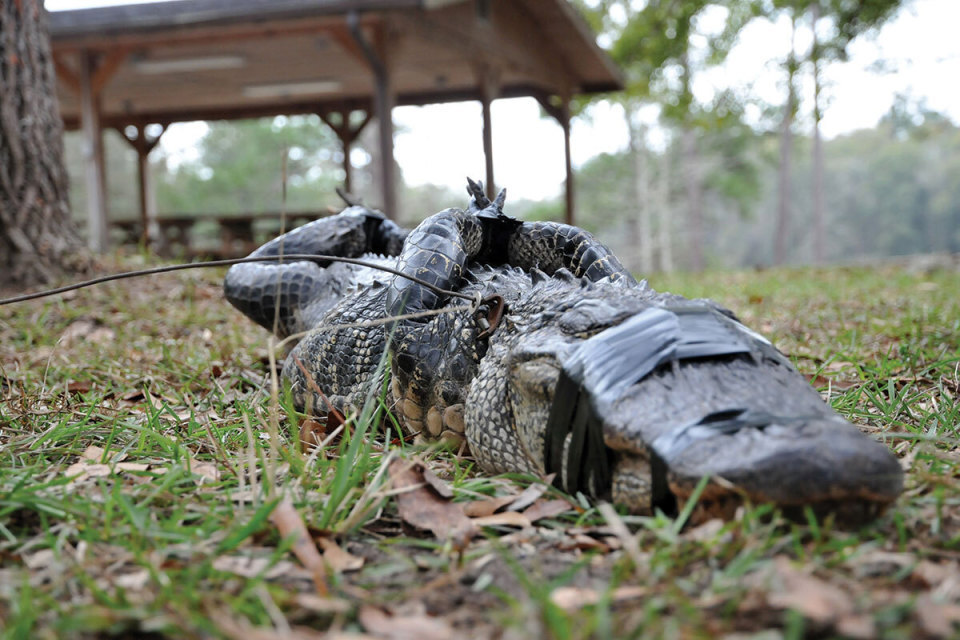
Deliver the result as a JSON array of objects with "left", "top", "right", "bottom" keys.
[{"left": 47, "top": 0, "right": 960, "bottom": 201}]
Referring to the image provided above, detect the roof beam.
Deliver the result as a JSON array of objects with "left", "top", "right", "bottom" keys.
[
  {"left": 91, "top": 48, "right": 128, "bottom": 94},
  {"left": 51, "top": 14, "right": 381, "bottom": 52},
  {"left": 393, "top": 6, "right": 574, "bottom": 96}
]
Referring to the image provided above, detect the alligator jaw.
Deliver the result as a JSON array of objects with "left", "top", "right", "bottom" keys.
[
  {"left": 603, "top": 359, "right": 904, "bottom": 525},
  {"left": 660, "top": 415, "right": 904, "bottom": 526}
]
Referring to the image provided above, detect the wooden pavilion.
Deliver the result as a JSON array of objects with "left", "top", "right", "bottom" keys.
[{"left": 48, "top": 0, "right": 622, "bottom": 252}]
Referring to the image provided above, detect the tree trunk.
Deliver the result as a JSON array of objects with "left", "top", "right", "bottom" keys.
[
  {"left": 682, "top": 126, "right": 704, "bottom": 271},
  {"left": 811, "top": 3, "right": 826, "bottom": 264},
  {"left": 774, "top": 14, "right": 798, "bottom": 266},
  {"left": 626, "top": 109, "right": 653, "bottom": 274},
  {"left": 0, "top": 0, "right": 87, "bottom": 289},
  {"left": 658, "top": 146, "right": 673, "bottom": 272}
]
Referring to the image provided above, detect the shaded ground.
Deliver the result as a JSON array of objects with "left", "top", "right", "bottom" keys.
[{"left": 1, "top": 257, "right": 959, "bottom": 639}]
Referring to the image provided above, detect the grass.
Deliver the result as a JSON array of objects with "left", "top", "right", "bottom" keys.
[{"left": 1, "top": 257, "right": 959, "bottom": 639}]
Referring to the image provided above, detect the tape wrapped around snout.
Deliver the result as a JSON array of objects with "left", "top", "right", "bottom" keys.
[{"left": 543, "top": 304, "right": 789, "bottom": 499}]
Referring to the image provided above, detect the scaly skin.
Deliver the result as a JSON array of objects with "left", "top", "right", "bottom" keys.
[{"left": 224, "top": 193, "right": 903, "bottom": 523}]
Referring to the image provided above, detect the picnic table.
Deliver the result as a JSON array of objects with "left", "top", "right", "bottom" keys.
[{"left": 111, "top": 211, "right": 327, "bottom": 258}]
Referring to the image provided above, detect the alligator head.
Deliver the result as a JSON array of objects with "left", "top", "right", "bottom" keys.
[{"left": 460, "top": 267, "right": 904, "bottom": 524}]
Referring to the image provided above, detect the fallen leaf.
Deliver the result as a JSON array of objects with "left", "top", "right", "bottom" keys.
[
  {"left": 212, "top": 612, "right": 342, "bottom": 640},
  {"left": 420, "top": 465, "right": 454, "bottom": 499},
  {"left": 847, "top": 550, "right": 914, "bottom": 578},
  {"left": 388, "top": 458, "right": 475, "bottom": 545},
  {"left": 61, "top": 318, "right": 115, "bottom": 345},
  {"left": 65, "top": 462, "right": 112, "bottom": 480},
  {"left": 767, "top": 557, "right": 854, "bottom": 624},
  {"left": 835, "top": 614, "right": 877, "bottom": 640},
  {"left": 115, "top": 462, "right": 150, "bottom": 472},
  {"left": 558, "top": 533, "right": 613, "bottom": 553},
  {"left": 916, "top": 595, "right": 960, "bottom": 638},
  {"left": 269, "top": 498, "right": 328, "bottom": 595},
  {"left": 506, "top": 481, "right": 550, "bottom": 512},
  {"left": 471, "top": 511, "right": 532, "bottom": 528},
  {"left": 682, "top": 518, "right": 726, "bottom": 543},
  {"left": 462, "top": 494, "right": 517, "bottom": 518},
  {"left": 292, "top": 593, "right": 353, "bottom": 615},
  {"left": 912, "top": 560, "right": 955, "bottom": 589},
  {"left": 188, "top": 458, "right": 220, "bottom": 482},
  {"left": 550, "top": 585, "right": 647, "bottom": 610},
  {"left": 81, "top": 445, "right": 106, "bottom": 461},
  {"left": 522, "top": 498, "right": 572, "bottom": 523},
  {"left": 212, "top": 555, "right": 302, "bottom": 580},
  {"left": 358, "top": 605, "right": 453, "bottom": 640},
  {"left": 299, "top": 418, "right": 326, "bottom": 451},
  {"left": 66, "top": 380, "right": 91, "bottom": 394},
  {"left": 120, "top": 390, "right": 145, "bottom": 403},
  {"left": 318, "top": 537, "right": 364, "bottom": 573},
  {"left": 113, "top": 569, "right": 150, "bottom": 590},
  {"left": 21, "top": 549, "right": 55, "bottom": 570}
]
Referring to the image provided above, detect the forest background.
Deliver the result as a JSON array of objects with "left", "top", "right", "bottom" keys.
[{"left": 58, "top": 0, "right": 960, "bottom": 273}]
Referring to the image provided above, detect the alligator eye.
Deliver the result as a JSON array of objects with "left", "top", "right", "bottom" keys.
[
  {"left": 558, "top": 299, "right": 633, "bottom": 335},
  {"left": 510, "top": 358, "right": 560, "bottom": 400}
]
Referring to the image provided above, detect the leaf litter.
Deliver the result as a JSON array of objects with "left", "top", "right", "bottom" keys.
[{"left": 1, "top": 260, "right": 959, "bottom": 637}]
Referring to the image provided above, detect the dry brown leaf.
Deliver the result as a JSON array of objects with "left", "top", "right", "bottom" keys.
[
  {"left": 81, "top": 445, "right": 106, "bottom": 461},
  {"left": 550, "top": 585, "right": 647, "bottom": 610},
  {"left": 358, "top": 605, "right": 453, "bottom": 640},
  {"left": 299, "top": 418, "right": 326, "bottom": 451},
  {"left": 912, "top": 560, "right": 956, "bottom": 588},
  {"left": 559, "top": 533, "right": 613, "bottom": 553},
  {"left": 120, "top": 389, "right": 145, "bottom": 403},
  {"left": 471, "top": 511, "right": 532, "bottom": 529},
  {"left": 682, "top": 518, "right": 726, "bottom": 543},
  {"left": 114, "top": 462, "right": 150, "bottom": 472},
  {"left": 61, "top": 318, "right": 115, "bottom": 345},
  {"left": 420, "top": 465, "right": 454, "bottom": 499},
  {"left": 767, "top": 557, "right": 854, "bottom": 624},
  {"left": 462, "top": 494, "right": 518, "bottom": 518},
  {"left": 212, "top": 611, "right": 342, "bottom": 640},
  {"left": 212, "top": 555, "right": 301, "bottom": 580},
  {"left": 835, "top": 614, "right": 877, "bottom": 640},
  {"left": 388, "top": 458, "right": 475, "bottom": 545},
  {"left": 21, "top": 549, "right": 55, "bottom": 570},
  {"left": 318, "top": 537, "right": 364, "bottom": 573},
  {"left": 188, "top": 458, "right": 220, "bottom": 482},
  {"left": 113, "top": 569, "right": 150, "bottom": 590},
  {"left": 144, "top": 391, "right": 166, "bottom": 412},
  {"left": 506, "top": 481, "right": 550, "bottom": 512},
  {"left": 916, "top": 595, "right": 960, "bottom": 638},
  {"left": 66, "top": 380, "right": 91, "bottom": 394},
  {"left": 293, "top": 593, "right": 353, "bottom": 615},
  {"left": 522, "top": 498, "right": 572, "bottom": 523},
  {"left": 65, "top": 462, "right": 112, "bottom": 480},
  {"left": 847, "top": 549, "right": 914, "bottom": 578},
  {"left": 269, "top": 498, "right": 328, "bottom": 595}
]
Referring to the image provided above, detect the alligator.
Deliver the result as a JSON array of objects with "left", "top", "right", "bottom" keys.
[{"left": 224, "top": 181, "right": 903, "bottom": 523}]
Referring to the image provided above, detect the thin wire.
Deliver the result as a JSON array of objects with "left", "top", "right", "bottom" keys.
[{"left": 0, "top": 254, "right": 477, "bottom": 306}]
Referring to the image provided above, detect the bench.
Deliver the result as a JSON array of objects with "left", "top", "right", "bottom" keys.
[{"left": 111, "top": 210, "right": 329, "bottom": 259}]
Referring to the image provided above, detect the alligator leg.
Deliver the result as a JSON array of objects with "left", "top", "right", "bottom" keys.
[
  {"left": 224, "top": 207, "right": 408, "bottom": 338},
  {"left": 383, "top": 189, "right": 644, "bottom": 447}
]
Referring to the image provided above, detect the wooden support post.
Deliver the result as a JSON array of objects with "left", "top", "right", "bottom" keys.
[
  {"left": 374, "top": 74, "right": 396, "bottom": 217},
  {"left": 119, "top": 124, "right": 165, "bottom": 246},
  {"left": 477, "top": 65, "right": 500, "bottom": 200},
  {"left": 561, "top": 100, "right": 574, "bottom": 227},
  {"left": 535, "top": 92, "right": 576, "bottom": 226},
  {"left": 348, "top": 12, "right": 396, "bottom": 218},
  {"left": 78, "top": 50, "right": 109, "bottom": 252},
  {"left": 318, "top": 109, "right": 371, "bottom": 195}
]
